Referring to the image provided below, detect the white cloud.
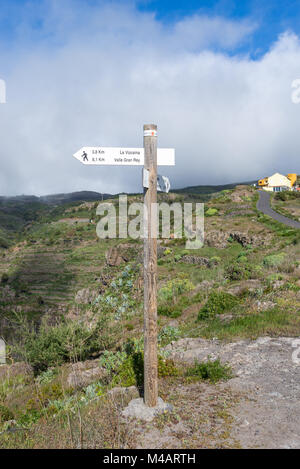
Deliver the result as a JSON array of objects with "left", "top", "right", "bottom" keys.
[
  {"left": 173, "top": 15, "right": 256, "bottom": 51},
  {"left": 0, "top": 1, "right": 299, "bottom": 196}
]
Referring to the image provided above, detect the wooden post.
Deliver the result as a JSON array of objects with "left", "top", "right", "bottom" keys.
[{"left": 143, "top": 123, "right": 158, "bottom": 407}]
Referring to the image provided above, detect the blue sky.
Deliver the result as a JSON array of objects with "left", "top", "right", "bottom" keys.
[
  {"left": 138, "top": 0, "right": 300, "bottom": 56},
  {"left": 0, "top": 0, "right": 299, "bottom": 195},
  {"left": 1, "top": 0, "right": 300, "bottom": 56}
]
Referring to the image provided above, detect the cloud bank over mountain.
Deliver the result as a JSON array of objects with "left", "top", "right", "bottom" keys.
[{"left": 0, "top": 0, "right": 299, "bottom": 195}]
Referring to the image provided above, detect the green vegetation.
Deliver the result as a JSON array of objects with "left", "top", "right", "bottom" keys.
[
  {"left": 14, "top": 316, "right": 112, "bottom": 373},
  {"left": 198, "top": 291, "right": 239, "bottom": 320},
  {"left": 0, "top": 404, "right": 15, "bottom": 423},
  {"left": 0, "top": 183, "right": 299, "bottom": 448},
  {"left": 205, "top": 207, "right": 218, "bottom": 216},
  {"left": 263, "top": 252, "right": 286, "bottom": 267},
  {"left": 158, "top": 278, "right": 195, "bottom": 302},
  {"left": 185, "top": 359, "right": 233, "bottom": 383}
]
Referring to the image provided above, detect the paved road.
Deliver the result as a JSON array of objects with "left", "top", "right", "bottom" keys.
[{"left": 257, "top": 190, "right": 300, "bottom": 229}]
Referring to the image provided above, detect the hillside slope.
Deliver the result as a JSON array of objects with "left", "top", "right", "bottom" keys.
[{"left": 0, "top": 185, "right": 299, "bottom": 448}]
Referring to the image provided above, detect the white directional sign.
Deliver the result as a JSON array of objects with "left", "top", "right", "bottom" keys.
[{"left": 73, "top": 147, "right": 175, "bottom": 166}]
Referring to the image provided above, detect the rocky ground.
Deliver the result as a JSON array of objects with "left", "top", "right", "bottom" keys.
[{"left": 156, "top": 336, "right": 300, "bottom": 449}]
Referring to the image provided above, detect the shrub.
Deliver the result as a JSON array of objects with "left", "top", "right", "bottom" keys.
[
  {"left": 111, "top": 352, "right": 144, "bottom": 388},
  {"left": 158, "top": 304, "right": 182, "bottom": 318},
  {"left": 238, "top": 255, "right": 248, "bottom": 264},
  {"left": 0, "top": 404, "right": 14, "bottom": 423},
  {"left": 111, "top": 350, "right": 179, "bottom": 387},
  {"left": 158, "top": 356, "right": 179, "bottom": 377},
  {"left": 174, "top": 253, "right": 183, "bottom": 262},
  {"left": 0, "top": 237, "right": 9, "bottom": 249},
  {"left": 225, "top": 261, "right": 254, "bottom": 281},
  {"left": 206, "top": 208, "right": 218, "bottom": 216},
  {"left": 185, "top": 359, "right": 233, "bottom": 383},
  {"left": 158, "top": 278, "right": 194, "bottom": 303},
  {"left": 209, "top": 256, "right": 221, "bottom": 266},
  {"left": 99, "top": 350, "right": 127, "bottom": 373},
  {"left": 267, "top": 273, "right": 283, "bottom": 282},
  {"left": 263, "top": 253, "right": 286, "bottom": 268},
  {"left": 15, "top": 317, "right": 111, "bottom": 373},
  {"left": 36, "top": 295, "right": 44, "bottom": 305},
  {"left": 158, "top": 326, "right": 181, "bottom": 346},
  {"left": 198, "top": 291, "right": 239, "bottom": 320},
  {"left": 1, "top": 273, "right": 9, "bottom": 284},
  {"left": 26, "top": 383, "right": 64, "bottom": 411}
]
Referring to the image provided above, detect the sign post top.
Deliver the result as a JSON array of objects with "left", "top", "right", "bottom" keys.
[{"left": 143, "top": 123, "right": 157, "bottom": 138}]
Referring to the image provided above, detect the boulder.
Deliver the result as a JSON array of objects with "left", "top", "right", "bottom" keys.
[
  {"left": 180, "top": 255, "right": 210, "bottom": 266},
  {"left": 107, "top": 386, "right": 139, "bottom": 400},
  {"left": 254, "top": 300, "right": 276, "bottom": 312},
  {"left": 230, "top": 231, "right": 270, "bottom": 247},
  {"left": 75, "top": 288, "right": 96, "bottom": 304},
  {"left": 105, "top": 246, "right": 128, "bottom": 266},
  {"left": 0, "top": 285, "right": 16, "bottom": 302},
  {"left": 66, "top": 360, "right": 108, "bottom": 389},
  {"left": 0, "top": 362, "right": 34, "bottom": 381},
  {"left": 205, "top": 230, "right": 271, "bottom": 249},
  {"left": 205, "top": 231, "right": 228, "bottom": 248}
]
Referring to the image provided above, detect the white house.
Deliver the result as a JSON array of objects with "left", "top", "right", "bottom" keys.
[{"left": 261, "top": 173, "right": 292, "bottom": 192}]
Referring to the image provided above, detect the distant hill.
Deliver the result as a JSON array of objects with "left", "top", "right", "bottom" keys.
[
  {"left": 40, "top": 191, "right": 113, "bottom": 205},
  {"left": 0, "top": 191, "right": 114, "bottom": 240},
  {"left": 0, "top": 183, "right": 255, "bottom": 240},
  {"left": 173, "top": 181, "right": 256, "bottom": 195},
  {"left": 0, "top": 191, "right": 113, "bottom": 206}
]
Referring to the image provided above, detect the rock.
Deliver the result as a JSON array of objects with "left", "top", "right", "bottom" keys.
[
  {"left": 66, "top": 360, "right": 108, "bottom": 389},
  {"left": 227, "top": 280, "right": 262, "bottom": 296},
  {"left": 122, "top": 397, "right": 173, "bottom": 422},
  {"left": 106, "top": 244, "right": 143, "bottom": 266},
  {"left": 75, "top": 288, "right": 96, "bottom": 304},
  {"left": 219, "top": 313, "right": 234, "bottom": 323},
  {"left": 106, "top": 247, "right": 126, "bottom": 266},
  {"left": 230, "top": 231, "right": 270, "bottom": 247},
  {"left": 167, "top": 320, "right": 179, "bottom": 328},
  {"left": 157, "top": 246, "right": 166, "bottom": 258},
  {"left": 107, "top": 386, "right": 139, "bottom": 400},
  {"left": 254, "top": 300, "right": 276, "bottom": 312},
  {"left": 0, "top": 285, "right": 16, "bottom": 302},
  {"left": 272, "top": 280, "right": 285, "bottom": 290},
  {"left": 180, "top": 255, "right": 210, "bottom": 266},
  {"left": 205, "top": 230, "right": 271, "bottom": 249},
  {"left": 0, "top": 362, "right": 34, "bottom": 381},
  {"left": 205, "top": 230, "right": 228, "bottom": 248},
  {"left": 198, "top": 280, "right": 213, "bottom": 290}
]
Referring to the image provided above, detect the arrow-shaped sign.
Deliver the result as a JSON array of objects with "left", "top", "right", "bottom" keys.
[{"left": 73, "top": 147, "right": 175, "bottom": 166}]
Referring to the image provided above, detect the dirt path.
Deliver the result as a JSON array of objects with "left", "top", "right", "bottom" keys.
[
  {"left": 163, "top": 336, "right": 300, "bottom": 448},
  {"left": 257, "top": 190, "right": 300, "bottom": 229}
]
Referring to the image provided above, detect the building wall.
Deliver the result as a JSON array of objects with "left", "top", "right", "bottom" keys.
[{"left": 267, "top": 173, "right": 291, "bottom": 188}]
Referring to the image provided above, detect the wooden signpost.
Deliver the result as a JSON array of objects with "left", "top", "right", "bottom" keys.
[
  {"left": 73, "top": 125, "right": 175, "bottom": 408},
  {"left": 143, "top": 124, "right": 158, "bottom": 407}
]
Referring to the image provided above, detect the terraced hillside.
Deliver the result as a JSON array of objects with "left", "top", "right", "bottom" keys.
[{"left": 0, "top": 184, "right": 299, "bottom": 448}]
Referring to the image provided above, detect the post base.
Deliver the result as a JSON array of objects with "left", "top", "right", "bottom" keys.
[{"left": 122, "top": 397, "right": 173, "bottom": 422}]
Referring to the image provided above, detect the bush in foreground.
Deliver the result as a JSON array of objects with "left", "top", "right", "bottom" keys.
[
  {"left": 198, "top": 291, "right": 239, "bottom": 320},
  {"left": 14, "top": 316, "right": 111, "bottom": 374},
  {"left": 185, "top": 359, "right": 233, "bottom": 383}
]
